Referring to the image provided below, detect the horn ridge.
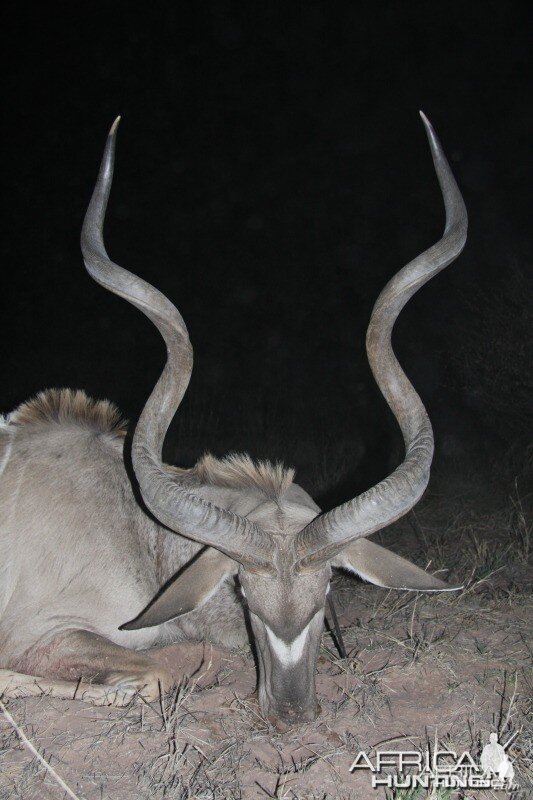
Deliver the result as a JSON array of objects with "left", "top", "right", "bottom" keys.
[
  {"left": 81, "top": 120, "right": 271, "bottom": 568},
  {"left": 296, "top": 113, "right": 468, "bottom": 568}
]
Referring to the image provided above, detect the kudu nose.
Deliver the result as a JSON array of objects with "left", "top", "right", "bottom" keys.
[{"left": 267, "top": 701, "right": 320, "bottom": 730}]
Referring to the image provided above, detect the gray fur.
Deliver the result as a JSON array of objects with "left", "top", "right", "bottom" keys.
[{"left": 0, "top": 397, "right": 260, "bottom": 661}]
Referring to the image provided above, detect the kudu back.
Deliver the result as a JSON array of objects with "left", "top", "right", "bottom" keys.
[{"left": 0, "top": 114, "right": 467, "bottom": 725}]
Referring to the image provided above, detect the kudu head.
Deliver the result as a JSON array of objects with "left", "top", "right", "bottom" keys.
[{"left": 81, "top": 113, "right": 467, "bottom": 726}]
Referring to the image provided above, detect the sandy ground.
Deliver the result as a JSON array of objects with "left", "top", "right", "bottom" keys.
[{"left": 1, "top": 490, "right": 531, "bottom": 799}]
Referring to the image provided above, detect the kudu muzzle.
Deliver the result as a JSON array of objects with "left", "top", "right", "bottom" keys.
[{"left": 249, "top": 609, "right": 325, "bottom": 726}]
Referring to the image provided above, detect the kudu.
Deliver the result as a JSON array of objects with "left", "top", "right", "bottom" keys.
[{"left": 0, "top": 113, "right": 467, "bottom": 725}]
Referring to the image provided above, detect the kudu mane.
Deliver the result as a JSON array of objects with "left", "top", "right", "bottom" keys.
[
  {"left": 194, "top": 453, "right": 295, "bottom": 500},
  {"left": 8, "top": 388, "right": 127, "bottom": 438},
  {"left": 7, "top": 388, "right": 294, "bottom": 501}
]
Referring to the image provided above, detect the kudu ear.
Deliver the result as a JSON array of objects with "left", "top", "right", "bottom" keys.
[
  {"left": 332, "top": 538, "right": 461, "bottom": 592},
  {"left": 120, "top": 548, "right": 238, "bottom": 630}
]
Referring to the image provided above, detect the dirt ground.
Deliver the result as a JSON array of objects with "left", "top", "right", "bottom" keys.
[{"left": 1, "top": 479, "right": 531, "bottom": 799}]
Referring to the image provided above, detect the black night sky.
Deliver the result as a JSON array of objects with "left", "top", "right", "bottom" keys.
[{"left": 3, "top": 3, "right": 531, "bottom": 506}]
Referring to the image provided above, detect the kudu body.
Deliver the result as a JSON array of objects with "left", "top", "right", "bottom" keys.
[{"left": 0, "top": 114, "right": 467, "bottom": 724}]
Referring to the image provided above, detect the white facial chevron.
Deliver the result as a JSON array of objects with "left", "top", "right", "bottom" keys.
[{"left": 265, "top": 622, "right": 311, "bottom": 666}]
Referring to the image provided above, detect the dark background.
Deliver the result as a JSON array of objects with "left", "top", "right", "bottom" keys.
[{"left": 3, "top": 2, "right": 531, "bottom": 506}]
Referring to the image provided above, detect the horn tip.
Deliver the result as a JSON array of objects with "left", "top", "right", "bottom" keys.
[
  {"left": 109, "top": 116, "right": 121, "bottom": 137},
  {"left": 418, "top": 110, "right": 442, "bottom": 157},
  {"left": 419, "top": 109, "right": 434, "bottom": 138}
]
